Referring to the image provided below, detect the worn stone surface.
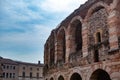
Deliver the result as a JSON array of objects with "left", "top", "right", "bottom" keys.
[{"left": 44, "top": 0, "right": 120, "bottom": 80}]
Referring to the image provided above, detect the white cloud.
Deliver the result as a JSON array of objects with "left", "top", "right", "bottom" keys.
[
  {"left": 0, "top": 0, "right": 88, "bottom": 63},
  {"left": 0, "top": 25, "right": 51, "bottom": 63},
  {"left": 1, "top": 0, "right": 42, "bottom": 22},
  {"left": 0, "top": 26, "right": 51, "bottom": 56},
  {"left": 0, "top": 50, "right": 43, "bottom": 63},
  {"left": 40, "top": 0, "right": 87, "bottom": 13},
  {"left": 0, "top": 25, "right": 51, "bottom": 45}
]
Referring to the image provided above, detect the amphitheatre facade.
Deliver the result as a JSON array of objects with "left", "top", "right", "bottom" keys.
[{"left": 44, "top": 0, "right": 120, "bottom": 80}]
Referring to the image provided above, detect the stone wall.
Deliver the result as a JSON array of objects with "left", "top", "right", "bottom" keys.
[
  {"left": 87, "top": 8, "right": 110, "bottom": 63},
  {"left": 45, "top": 59, "right": 120, "bottom": 80},
  {"left": 44, "top": 0, "right": 120, "bottom": 80}
]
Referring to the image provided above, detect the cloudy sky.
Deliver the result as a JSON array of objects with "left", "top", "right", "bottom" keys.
[{"left": 0, "top": 0, "right": 87, "bottom": 63}]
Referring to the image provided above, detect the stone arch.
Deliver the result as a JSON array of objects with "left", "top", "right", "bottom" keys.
[
  {"left": 70, "top": 73, "right": 82, "bottom": 80},
  {"left": 70, "top": 16, "right": 83, "bottom": 24},
  {"left": 86, "top": 1, "right": 110, "bottom": 63},
  {"left": 85, "top": 1, "right": 109, "bottom": 19},
  {"left": 67, "top": 16, "right": 83, "bottom": 54},
  {"left": 111, "top": 72, "right": 120, "bottom": 80},
  {"left": 94, "top": 29, "right": 103, "bottom": 44},
  {"left": 50, "top": 77, "right": 54, "bottom": 80},
  {"left": 44, "top": 43, "right": 49, "bottom": 66},
  {"left": 68, "top": 68, "right": 83, "bottom": 80},
  {"left": 56, "top": 27, "right": 66, "bottom": 64},
  {"left": 89, "top": 69, "right": 111, "bottom": 80},
  {"left": 58, "top": 75, "right": 64, "bottom": 80},
  {"left": 49, "top": 31, "right": 55, "bottom": 66}
]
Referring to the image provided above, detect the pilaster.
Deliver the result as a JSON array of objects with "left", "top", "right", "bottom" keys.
[{"left": 82, "top": 21, "right": 89, "bottom": 57}]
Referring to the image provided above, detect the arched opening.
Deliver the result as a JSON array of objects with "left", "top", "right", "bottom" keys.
[
  {"left": 75, "top": 21, "right": 82, "bottom": 51},
  {"left": 44, "top": 39, "right": 51, "bottom": 69},
  {"left": 49, "top": 32, "right": 55, "bottom": 66},
  {"left": 90, "top": 69, "right": 111, "bottom": 80},
  {"left": 94, "top": 50, "right": 99, "bottom": 62},
  {"left": 50, "top": 77, "right": 54, "bottom": 80},
  {"left": 69, "top": 20, "right": 82, "bottom": 52},
  {"left": 96, "top": 32, "right": 101, "bottom": 43},
  {"left": 70, "top": 73, "right": 82, "bottom": 80},
  {"left": 44, "top": 43, "right": 49, "bottom": 66},
  {"left": 92, "top": 6, "right": 104, "bottom": 15},
  {"left": 87, "top": 5, "right": 110, "bottom": 63},
  {"left": 58, "top": 75, "right": 64, "bottom": 80},
  {"left": 69, "top": 20, "right": 82, "bottom": 53},
  {"left": 57, "top": 29, "right": 66, "bottom": 64}
]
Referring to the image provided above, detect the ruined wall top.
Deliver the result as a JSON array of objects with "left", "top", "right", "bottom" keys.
[
  {"left": 45, "top": 0, "right": 113, "bottom": 45},
  {"left": 57, "top": 0, "right": 113, "bottom": 28}
]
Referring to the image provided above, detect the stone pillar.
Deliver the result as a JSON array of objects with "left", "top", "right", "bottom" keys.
[
  {"left": 55, "top": 40, "right": 63, "bottom": 64},
  {"left": 44, "top": 43, "right": 49, "bottom": 65},
  {"left": 65, "top": 32, "right": 71, "bottom": 63},
  {"left": 108, "top": 0, "right": 120, "bottom": 50},
  {"left": 82, "top": 21, "right": 89, "bottom": 57},
  {"left": 115, "top": 0, "right": 120, "bottom": 37},
  {"left": 65, "top": 34, "right": 71, "bottom": 63},
  {"left": 55, "top": 39, "right": 57, "bottom": 64},
  {"left": 65, "top": 31, "right": 76, "bottom": 63},
  {"left": 54, "top": 36, "right": 61, "bottom": 64},
  {"left": 48, "top": 45, "right": 51, "bottom": 67}
]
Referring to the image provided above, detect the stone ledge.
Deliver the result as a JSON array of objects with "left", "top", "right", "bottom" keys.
[{"left": 108, "top": 48, "right": 119, "bottom": 54}]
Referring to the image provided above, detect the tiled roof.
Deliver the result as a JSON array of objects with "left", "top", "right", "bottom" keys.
[
  {"left": 0, "top": 57, "right": 18, "bottom": 65},
  {"left": 0, "top": 57, "right": 44, "bottom": 67}
]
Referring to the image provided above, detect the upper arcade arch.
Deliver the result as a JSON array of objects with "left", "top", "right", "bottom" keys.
[
  {"left": 69, "top": 16, "right": 83, "bottom": 25},
  {"left": 49, "top": 31, "right": 55, "bottom": 66},
  {"left": 85, "top": 1, "right": 109, "bottom": 20},
  {"left": 67, "top": 16, "right": 83, "bottom": 55},
  {"left": 56, "top": 27, "right": 66, "bottom": 64},
  {"left": 44, "top": 43, "right": 49, "bottom": 69}
]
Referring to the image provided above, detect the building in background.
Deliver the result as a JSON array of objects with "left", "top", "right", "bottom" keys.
[
  {"left": 0, "top": 57, "right": 18, "bottom": 80},
  {"left": 17, "top": 61, "right": 43, "bottom": 80},
  {"left": 44, "top": 0, "right": 120, "bottom": 80},
  {"left": 0, "top": 57, "right": 43, "bottom": 80}
]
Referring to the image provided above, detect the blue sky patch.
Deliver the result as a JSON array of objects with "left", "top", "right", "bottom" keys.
[{"left": 0, "top": 0, "right": 87, "bottom": 63}]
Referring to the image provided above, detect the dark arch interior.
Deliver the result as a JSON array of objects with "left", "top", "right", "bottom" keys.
[
  {"left": 57, "top": 29, "right": 66, "bottom": 63},
  {"left": 71, "top": 20, "right": 82, "bottom": 51},
  {"left": 96, "top": 32, "right": 101, "bottom": 43},
  {"left": 94, "top": 49, "right": 99, "bottom": 62},
  {"left": 92, "top": 6, "right": 104, "bottom": 14},
  {"left": 75, "top": 21, "right": 82, "bottom": 51},
  {"left": 58, "top": 76, "right": 64, "bottom": 80},
  {"left": 90, "top": 69, "right": 111, "bottom": 80},
  {"left": 70, "top": 73, "right": 82, "bottom": 80},
  {"left": 50, "top": 77, "right": 54, "bottom": 80},
  {"left": 50, "top": 33, "right": 55, "bottom": 66}
]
